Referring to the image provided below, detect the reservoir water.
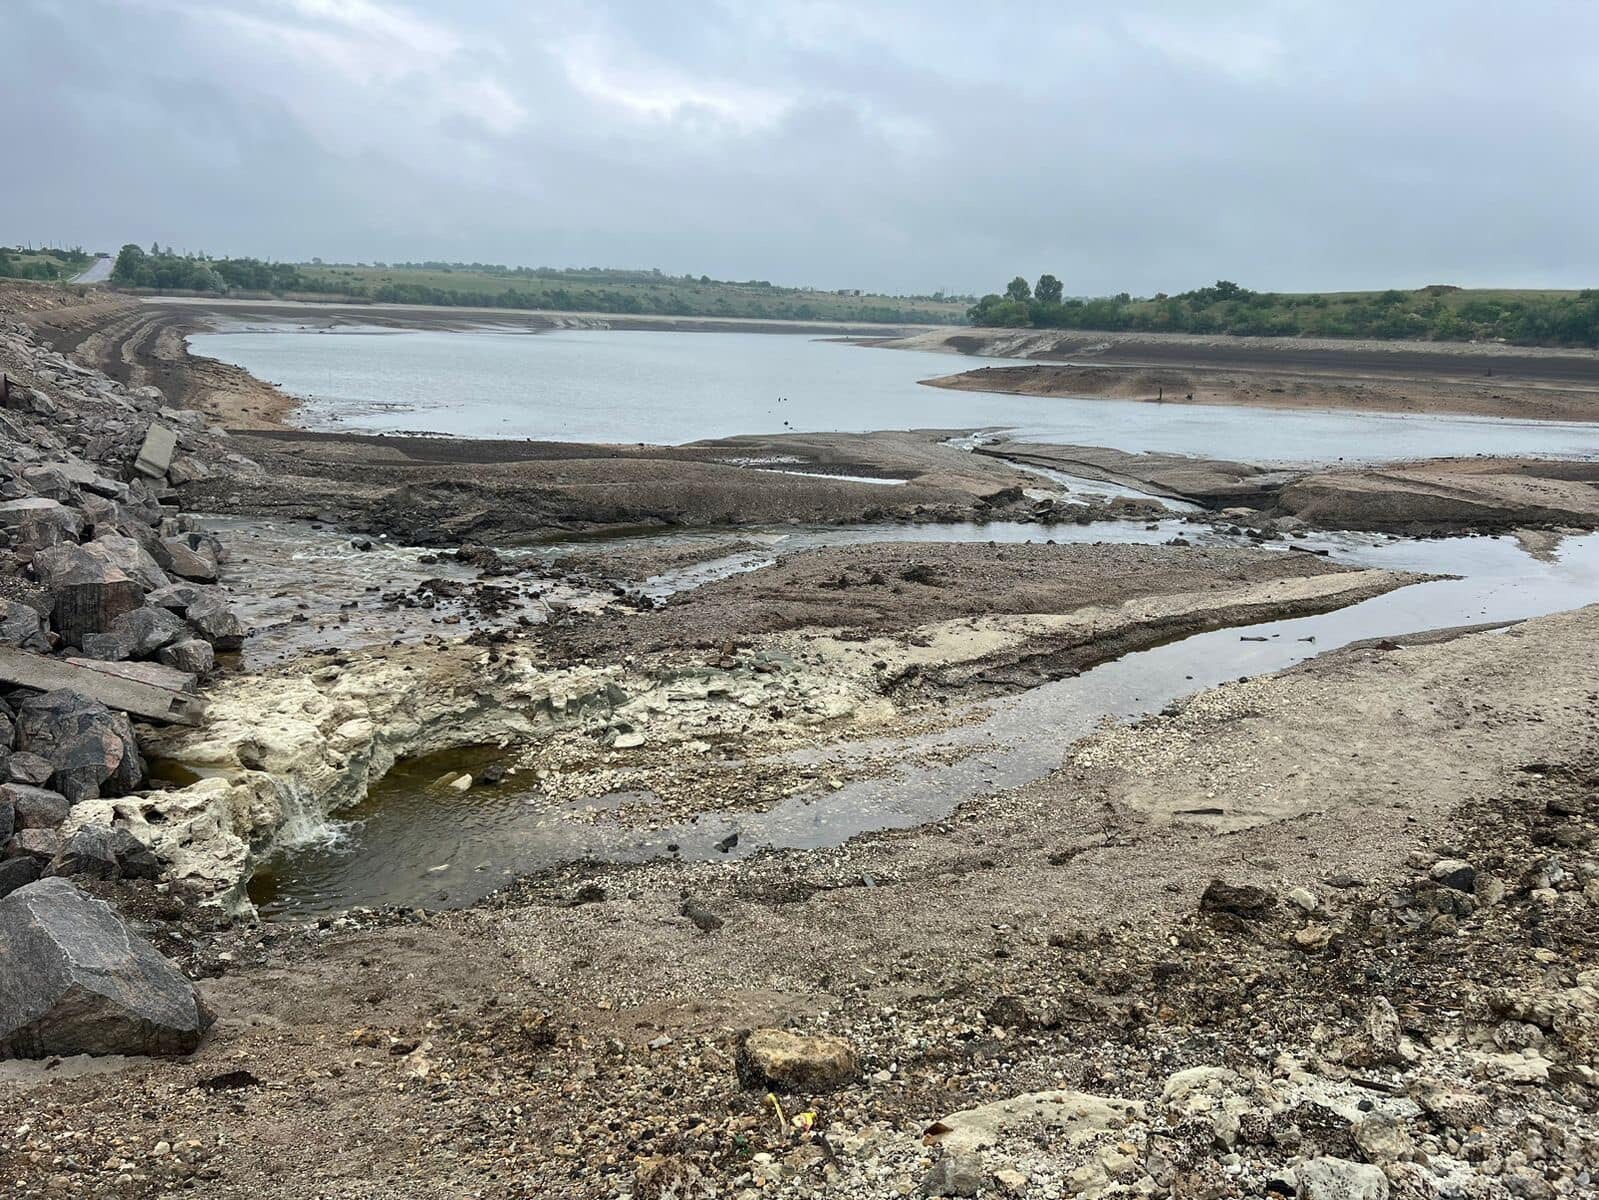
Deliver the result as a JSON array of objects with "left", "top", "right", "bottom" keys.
[{"left": 191, "top": 326, "right": 1599, "bottom": 463}]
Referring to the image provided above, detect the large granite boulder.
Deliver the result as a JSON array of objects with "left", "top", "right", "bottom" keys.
[
  {"left": 49, "top": 824, "right": 163, "bottom": 881},
  {"left": 0, "top": 877, "right": 211, "bottom": 1057},
  {"left": 4, "top": 783, "right": 69, "bottom": 830},
  {"left": 81, "top": 605, "right": 188, "bottom": 662},
  {"left": 181, "top": 591, "right": 245, "bottom": 651},
  {"left": 32, "top": 543, "right": 144, "bottom": 646},
  {"left": 158, "top": 638, "right": 215, "bottom": 675},
  {"left": 0, "top": 856, "right": 41, "bottom": 899},
  {"left": 0, "top": 496, "right": 84, "bottom": 540},
  {"left": 0, "top": 598, "right": 50, "bottom": 651},
  {"left": 157, "top": 534, "right": 218, "bottom": 583},
  {"left": 84, "top": 533, "right": 170, "bottom": 593},
  {"left": 15, "top": 690, "right": 144, "bottom": 803}
]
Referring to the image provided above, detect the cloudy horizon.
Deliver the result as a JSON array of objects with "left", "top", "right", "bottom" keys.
[{"left": 3, "top": 0, "right": 1595, "bottom": 297}]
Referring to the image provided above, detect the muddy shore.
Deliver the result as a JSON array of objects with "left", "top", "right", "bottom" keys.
[
  {"left": 33, "top": 292, "right": 1599, "bottom": 540},
  {"left": 879, "top": 326, "right": 1599, "bottom": 423},
  {"left": 4, "top": 283, "right": 1599, "bottom": 1198}
]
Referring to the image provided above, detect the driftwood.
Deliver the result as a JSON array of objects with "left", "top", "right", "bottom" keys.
[{"left": 0, "top": 647, "right": 204, "bottom": 725}]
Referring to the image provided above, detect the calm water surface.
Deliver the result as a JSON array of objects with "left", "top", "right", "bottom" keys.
[{"left": 192, "top": 327, "right": 1599, "bottom": 463}]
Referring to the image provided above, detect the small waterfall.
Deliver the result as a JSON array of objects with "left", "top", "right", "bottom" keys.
[{"left": 267, "top": 776, "right": 355, "bottom": 854}]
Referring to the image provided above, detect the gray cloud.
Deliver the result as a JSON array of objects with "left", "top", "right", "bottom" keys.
[{"left": 2, "top": 0, "right": 1595, "bottom": 295}]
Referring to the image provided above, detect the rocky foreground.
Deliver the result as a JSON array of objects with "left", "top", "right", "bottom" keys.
[
  {"left": 2, "top": 608, "right": 1597, "bottom": 1198},
  {"left": 0, "top": 296, "right": 249, "bottom": 894}
]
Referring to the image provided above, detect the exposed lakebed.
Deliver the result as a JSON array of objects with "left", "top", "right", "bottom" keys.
[{"left": 172, "top": 323, "right": 1599, "bottom": 916}]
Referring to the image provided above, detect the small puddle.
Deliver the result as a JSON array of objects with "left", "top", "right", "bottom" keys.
[{"left": 246, "top": 526, "right": 1599, "bottom": 917}]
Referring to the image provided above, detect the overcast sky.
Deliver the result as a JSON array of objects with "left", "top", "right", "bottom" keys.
[{"left": 3, "top": 0, "right": 1595, "bottom": 296}]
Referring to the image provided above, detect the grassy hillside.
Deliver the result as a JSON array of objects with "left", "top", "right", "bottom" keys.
[
  {"left": 108, "top": 245, "right": 968, "bottom": 325},
  {"left": 968, "top": 278, "right": 1599, "bottom": 348},
  {"left": 0, "top": 245, "right": 95, "bottom": 282},
  {"left": 294, "top": 262, "right": 969, "bottom": 323}
]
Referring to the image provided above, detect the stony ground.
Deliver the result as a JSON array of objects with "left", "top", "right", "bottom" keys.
[
  {"left": 548, "top": 540, "right": 1363, "bottom": 656},
  {"left": 3, "top": 609, "right": 1598, "bottom": 1198}
]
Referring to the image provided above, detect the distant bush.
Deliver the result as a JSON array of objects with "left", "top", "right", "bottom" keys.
[{"left": 0, "top": 245, "right": 91, "bottom": 281}]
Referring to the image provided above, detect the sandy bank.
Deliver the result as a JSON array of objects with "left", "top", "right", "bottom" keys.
[{"left": 882, "top": 325, "right": 1599, "bottom": 423}]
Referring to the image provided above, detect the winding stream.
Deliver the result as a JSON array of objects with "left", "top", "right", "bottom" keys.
[{"left": 247, "top": 524, "right": 1599, "bottom": 916}]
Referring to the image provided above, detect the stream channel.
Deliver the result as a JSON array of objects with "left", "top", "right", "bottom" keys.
[{"left": 241, "top": 519, "right": 1599, "bottom": 917}]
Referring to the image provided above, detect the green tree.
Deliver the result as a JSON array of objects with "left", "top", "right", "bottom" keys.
[
  {"left": 112, "top": 243, "right": 148, "bottom": 285},
  {"left": 1004, "top": 275, "right": 1032, "bottom": 303},
  {"left": 1034, "top": 274, "right": 1063, "bottom": 305}
]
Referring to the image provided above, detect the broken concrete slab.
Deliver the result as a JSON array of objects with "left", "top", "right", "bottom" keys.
[
  {"left": 0, "top": 877, "right": 212, "bottom": 1058},
  {"left": 134, "top": 423, "right": 177, "bottom": 479},
  {"left": 64, "top": 656, "right": 199, "bottom": 695},
  {"left": 0, "top": 648, "right": 203, "bottom": 725}
]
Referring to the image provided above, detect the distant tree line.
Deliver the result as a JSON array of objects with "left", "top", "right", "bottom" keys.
[
  {"left": 112, "top": 244, "right": 313, "bottom": 293},
  {"left": 106, "top": 244, "right": 962, "bottom": 323},
  {"left": 968, "top": 275, "right": 1599, "bottom": 348}
]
